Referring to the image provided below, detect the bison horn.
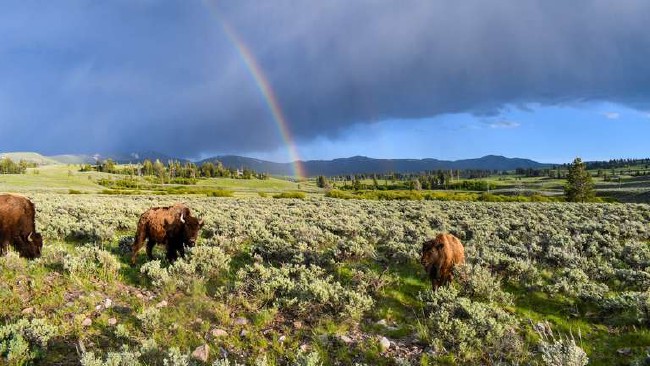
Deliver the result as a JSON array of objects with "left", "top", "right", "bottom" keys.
[
  {"left": 27, "top": 232, "right": 33, "bottom": 242},
  {"left": 180, "top": 213, "right": 185, "bottom": 223}
]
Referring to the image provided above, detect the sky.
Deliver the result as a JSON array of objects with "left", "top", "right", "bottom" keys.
[{"left": 1, "top": 0, "right": 649, "bottom": 164}]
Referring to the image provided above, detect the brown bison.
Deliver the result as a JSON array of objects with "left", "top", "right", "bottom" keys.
[
  {"left": 420, "top": 233, "right": 465, "bottom": 290},
  {"left": 0, "top": 194, "right": 44, "bottom": 259},
  {"left": 131, "top": 203, "right": 204, "bottom": 264}
]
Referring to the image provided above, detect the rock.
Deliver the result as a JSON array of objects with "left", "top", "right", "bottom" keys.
[
  {"left": 211, "top": 328, "right": 228, "bottom": 338},
  {"left": 617, "top": 348, "right": 632, "bottom": 355},
  {"left": 317, "top": 334, "right": 329, "bottom": 343},
  {"left": 376, "top": 319, "right": 388, "bottom": 326},
  {"left": 339, "top": 335, "right": 353, "bottom": 344},
  {"left": 21, "top": 307, "right": 34, "bottom": 315},
  {"left": 191, "top": 344, "right": 209, "bottom": 363},
  {"left": 194, "top": 318, "right": 203, "bottom": 325},
  {"left": 136, "top": 293, "right": 144, "bottom": 299},
  {"left": 299, "top": 343, "right": 311, "bottom": 352},
  {"left": 95, "top": 305, "right": 103, "bottom": 311},
  {"left": 234, "top": 317, "right": 248, "bottom": 326},
  {"left": 379, "top": 336, "right": 391, "bottom": 352},
  {"left": 240, "top": 329, "right": 248, "bottom": 337},
  {"left": 108, "top": 318, "right": 117, "bottom": 326},
  {"left": 82, "top": 318, "right": 92, "bottom": 327},
  {"left": 104, "top": 298, "right": 113, "bottom": 308},
  {"left": 293, "top": 321, "right": 303, "bottom": 329},
  {"left": 156, "top": 300, "right": 168, "bottom": 308},
  {"left": 279, "top": 335, "right": 286, "bottom": 343}
]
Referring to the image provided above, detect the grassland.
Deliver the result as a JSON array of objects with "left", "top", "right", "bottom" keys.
[
  {"left": 0, "top": 164, "right": 649, "bottom": 365},
  {"left": 0, "top": 165, "right": 315, "bottom": 197}
]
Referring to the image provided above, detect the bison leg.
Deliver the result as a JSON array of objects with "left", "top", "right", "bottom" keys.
[
  {"left": 166, "top": 248, "right": 178, "bottom": 263},
  {"left": 146, "top": 239, "right": 156, "bottom": 260},
  {"left": 131, "top": 230, "right": 148, "bottom": 265},
  {"left": 178, "top": 245, "right": 186, "bottom": 259},
  {"left": 0, "top": 239, "right": 8, "bottom": 256},
  {"left": 165, "top": 241, "right": 179, "bottom": 263}
]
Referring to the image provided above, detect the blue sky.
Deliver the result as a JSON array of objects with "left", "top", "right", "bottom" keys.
[
  {"left": 249, "top": 102, "right": 650, "bottom": 164},
  {"left": 1, "top": 1, "right": 650, "bottom": 164}
]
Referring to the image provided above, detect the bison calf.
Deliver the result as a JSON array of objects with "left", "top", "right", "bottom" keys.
[
  {"left": 420, "top": 233, "right": 465, "bottom": 290},
  {"left": 0, "top": 194, "right": 44, "bottom": 259},
  {"left": 131, "top": 203, "right": 204, "bottom": 264}
]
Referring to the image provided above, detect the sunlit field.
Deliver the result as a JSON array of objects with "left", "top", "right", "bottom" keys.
[{"left": 1, "top": 191, "right": 649, "bottom": 365}]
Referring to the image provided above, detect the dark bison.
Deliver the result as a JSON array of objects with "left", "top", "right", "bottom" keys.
[
  {"left": 420, "top": 233, "right": 465, "bottom": 290},
  {"left": 0, "top": 194, "right": 44, "bottom": 259},
  {"left": 131, "top": 203, "right": 204, "bottom": 264}
]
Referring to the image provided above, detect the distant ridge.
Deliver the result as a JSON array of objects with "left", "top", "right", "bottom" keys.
[
  {"left": 199, "top": 154, "right": 549, "bottom": 176},
  {"left": 0, "top": 152, "right": 60, "bottom": 165},
  {"left": 2, "top": 151, "right": 549, "bottom": 176}
]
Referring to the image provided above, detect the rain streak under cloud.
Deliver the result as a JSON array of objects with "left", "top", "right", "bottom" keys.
[{"left": 1, "top": 0, "right": 650, "bottom": 160}]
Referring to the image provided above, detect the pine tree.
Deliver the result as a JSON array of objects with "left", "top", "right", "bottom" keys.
[{"left": 564, "top": 157, "right": 595, "bottom": 202}]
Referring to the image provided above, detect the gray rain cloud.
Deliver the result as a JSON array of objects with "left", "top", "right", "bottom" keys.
[{"left": 1, "top": 0, "right": 649, "bottom": 157}]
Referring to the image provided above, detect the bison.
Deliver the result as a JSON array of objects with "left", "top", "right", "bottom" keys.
[
  {"left": 420, "top": 233, "right": 465, "bottom": 290},
  {"left": 0, "top": 194, "right": 44, "bottom": 259},
  {"left": 131, "top": 203, "right": 204, "bottom": 264}
]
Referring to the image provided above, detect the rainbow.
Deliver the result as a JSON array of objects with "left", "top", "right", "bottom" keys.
[{"left": 202, "top": 1, "right": 305, "bottom": 179}]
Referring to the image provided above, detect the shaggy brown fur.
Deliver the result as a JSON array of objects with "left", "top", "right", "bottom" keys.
[
  {"left": 0, "top": 194, "right": 43, "bottom": 259},
  {"left": 420, "top": 233, "right": 465, "bottom": 290},
  {"left": 131, "top": 203, "right": 203, "bottom": 264}
]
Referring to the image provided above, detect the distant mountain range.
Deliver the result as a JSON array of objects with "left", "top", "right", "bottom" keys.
[
  {"left": 199, "top": 154, "right": 549, "bottom": 176},
  {"left": 1, "top": 151, "right": 549, "bottom": 176}
]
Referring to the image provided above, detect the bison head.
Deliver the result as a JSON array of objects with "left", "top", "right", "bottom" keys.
[
  {"left": 420, "top": 239, "right": 443, "bottom": 277},
  {"left": 19, "top": 231, "right": 43, "bottom": 259},
  {"left": 180, "top": 213, "right": 204, "bottom": 248}
]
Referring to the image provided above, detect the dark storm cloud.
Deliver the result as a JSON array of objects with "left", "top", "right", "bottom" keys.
[{"left": 1, "top": 0, "right": 649, "bottom": 157}]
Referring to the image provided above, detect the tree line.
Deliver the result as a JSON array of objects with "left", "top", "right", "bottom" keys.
[
  {"left": 0, "top": 157, "right": 34, "bottom": 174},
  {"left": 80, "top": 159, "right": 269, "bottom": 181}
]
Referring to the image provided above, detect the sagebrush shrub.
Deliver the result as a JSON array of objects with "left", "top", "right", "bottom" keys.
[{"left": 0, "top": 318, "right": 57, "bottom": 365}]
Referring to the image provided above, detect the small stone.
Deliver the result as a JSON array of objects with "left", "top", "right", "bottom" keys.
[
  {"left": 617, "top": 348, "right": 632, "bottom": 355},
  {"left": 219, "top": 347, "right": 228, "bottom": 358},
  {"left": 21, "top": 307, "right": 34, "bottom": 315},
  {"left": 379, "top": 336, "right": 391, "bottom": 352},
  {"left": 194, "top": 318, "right": 203, "bottom": 324},
  {"left": 95, "top": 305, "right": 103, "bottom": 311},
  {"left": 376, "top": 319, "right": 388, "bottom": 326},
  {"left": 234, "top": 317, "right": 248, "bottom": 326},
  {"left": 136, "top": 293, "right": 144, "bottom": 299},
  {"left": 339, "top": 335, "right": 353, "bottom": 344},
  {"left": 211, "top": 328, "right": 228, "bottom": 338},
  {"left": 299, "top": 343, "right": 311, "bottom": 352},
  {"left": 278, "top": 335, "right": 286, "bottom": 343},
  {"left": 65, "top": 302, "right": 74, "bottom": 307},
  {"left": 108, "top": 318, "right": 117, "bottom": 326},
  {"left": 240, "top": 329, "right": 248, "bottom": 337},
  {"left": 293, "top": 321, "right": 303, "bottom": 329},
  {"left": 82, "top": 318, "right": 92, "bottom": 327},
  {"left": 317, "top": 334, "right": 329, "bottom": 343},
  {"left": 156, "top": 300, "right": 168, "bottom": 308},
  {"left": 104, "top": 298, "right": 113, "bottom": 308},
  {"left": 191, "top": 344, "right": 209, "bottom": 363}
]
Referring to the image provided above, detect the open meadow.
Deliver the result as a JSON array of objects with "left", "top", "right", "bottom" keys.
[{"left": 0, "top": 189, "right": 649, "bottom": 365}]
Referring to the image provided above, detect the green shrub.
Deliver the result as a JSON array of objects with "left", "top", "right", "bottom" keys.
[
  {"left": 207, "top": 189, "right": 234, "bottom": 197},
  {"left": 64, "top": 246, "right": 121, "bottom": 282},
  {"left": 273, "top": 191, "right": 306, "bottom": 199},
  {"left": 0, "top": 318, "right": 57, "bottom": 365},
  {"left": 140, "top": 246, "right": 231, "bottom": 292},
  {"left": 418, "top": 286, "right": 523, "bottom": 362},
  {"left": 236, "top": 263, "right": 373, "bottom": 320},
  {"left": 69, "top": 189, "right": 83, "bottom": 194},
  {"left": 325, "top": 189, "right": 355, "bottom": 199}
]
